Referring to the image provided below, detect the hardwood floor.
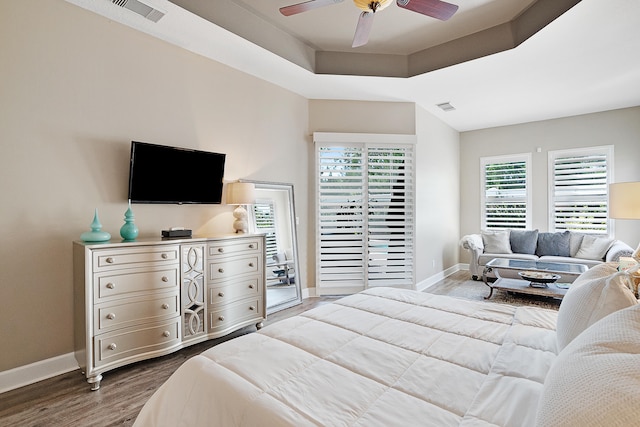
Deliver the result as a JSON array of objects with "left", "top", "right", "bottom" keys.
[{"left": 0, "top": 296, "right": 340, "bottom": 427}]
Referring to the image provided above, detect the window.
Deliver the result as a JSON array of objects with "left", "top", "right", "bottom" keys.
[
  {"left": 549, "top": 146, "right": 613, "bottom": 236},
  {"left": 252, "top": 200, "right": 278, "bottom": 258},
  {"left": 314, "top": 133, "right": 416, "bottom": 295},
  {"left": 481, "top": 154, "right": 531, "bottom": 230}
]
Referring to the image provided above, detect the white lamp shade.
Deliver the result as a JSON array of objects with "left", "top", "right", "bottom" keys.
[
  {"left": 609, "top": 182, "right": 640, "bottom": 219},
  {"left": 226, "top": 182, "right": 256, "bottom": 205}
]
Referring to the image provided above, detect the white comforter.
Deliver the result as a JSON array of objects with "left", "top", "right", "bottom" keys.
[{"left": 134, "top": 287, "right": 558, "bottom": 427}]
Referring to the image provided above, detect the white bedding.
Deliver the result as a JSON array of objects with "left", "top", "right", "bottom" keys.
[{"left": 134, "top": 287, "right": 559, "bottom": 427}]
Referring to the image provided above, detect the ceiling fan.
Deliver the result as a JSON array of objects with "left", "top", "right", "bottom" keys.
[{"left": 279, "top": 0, "right": 459, "bottom": 48}]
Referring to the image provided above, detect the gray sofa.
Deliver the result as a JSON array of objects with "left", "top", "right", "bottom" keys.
[{"left": 460, "top": 229, "right": 634, "bottom": 280}]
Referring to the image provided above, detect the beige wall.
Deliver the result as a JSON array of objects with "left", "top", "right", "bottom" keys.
[
  {"left": 459, "top": 107, "right": 640, "bottom": 263},
  {"left": 0, "top": 0, "right": 310, "bottom": 371}
]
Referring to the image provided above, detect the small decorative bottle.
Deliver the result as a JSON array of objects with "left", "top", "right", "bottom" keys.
[
  {"left": 80, "top": 209, "right": 111, "bottom": 242},
  {"left": 120, "top": 201, "right": 139, "bottom": 241}
]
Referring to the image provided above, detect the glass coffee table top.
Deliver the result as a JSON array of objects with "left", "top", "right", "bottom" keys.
[{"left": 485, "top": 258, "right": 588, "bottom": 275}]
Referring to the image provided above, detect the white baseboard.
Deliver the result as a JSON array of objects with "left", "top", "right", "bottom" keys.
[
  {"left": 0, "top": 353, "right": 79, "bottom": 394},
  {"left": 416, "top": 263, "right": 468, "bottom": 292}
]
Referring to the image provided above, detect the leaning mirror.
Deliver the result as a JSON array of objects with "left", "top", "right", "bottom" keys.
[{"left": 243, "top": 181, "right": 302, "bottom": 314}]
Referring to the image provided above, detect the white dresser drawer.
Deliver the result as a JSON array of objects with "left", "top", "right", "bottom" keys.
[
  {"left": 94, "top": 319, "right": 180, "bottom": 368},
  {"left": 208, "top": 297, "right": 264, "bottom": 333},
  {"left": 208, "top": 238, "right": 261, "bottom": 258},
  {"left": 209, "top": 255, "right": 260, "bottom": 281},
  {"left": 208, "top": 277, "right": 261, "bottom": 306},
  {"left": 93, "top": 246, "right": 179, "bottom": 271},
  {"left": 95, "top": 293, "right": 179, "bottom": 333},
  {"left": 94, "top": 266, "right": 178, "bottom": 303}
]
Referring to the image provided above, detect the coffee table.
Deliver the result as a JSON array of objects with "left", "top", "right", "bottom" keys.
[{"left": 482, "top": 258, "right": 588, "bottom": 300}]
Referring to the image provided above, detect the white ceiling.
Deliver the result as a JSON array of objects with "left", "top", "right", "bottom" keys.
[{"left": 67, "top": 0, "right": 640, "bottom": 131}]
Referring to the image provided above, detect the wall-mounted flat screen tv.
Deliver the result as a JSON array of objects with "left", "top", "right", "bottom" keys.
[{"left": 128, "top": 141, "right": 226, "bottom": 204}]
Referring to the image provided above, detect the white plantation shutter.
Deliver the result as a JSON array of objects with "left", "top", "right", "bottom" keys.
[
  {"left": 549, "top": 146, "right": 613, "bottom": 235},
  {"left": 252, "top": 200, "right": 278, "bottom": 258},
  {"left": 315, "top": 133, "right": 415, "bottom": 295},
  {"left": 481, "top": 154, "right": 531, "bottom": 230}
]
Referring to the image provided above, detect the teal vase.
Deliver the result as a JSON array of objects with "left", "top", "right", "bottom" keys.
[
  {"left": 120, "top": 201, "right": 139, "bottom": 241},
  {"left": 81, "top": 209, "right": 111, "bottom": 242}
]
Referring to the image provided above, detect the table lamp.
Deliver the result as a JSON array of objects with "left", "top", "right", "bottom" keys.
[
  {"left": 226, "top": 182, "right": 256, "bottom": 233},
  {"left": 609, "top": 181, "right": 640, "bottom": 261}
]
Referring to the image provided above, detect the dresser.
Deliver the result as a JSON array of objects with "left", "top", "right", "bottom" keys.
[{"left": 73, "top": 234, "right": 265, "bottom": 390}]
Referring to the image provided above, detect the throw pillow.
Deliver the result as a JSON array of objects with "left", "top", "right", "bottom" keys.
[
  {"left": 535, "top": 304, "right": 640, "bottom": 427},
  {"left": 574, "top": 235, "right": 615, "bottom": 261},
  {"left": 535, "top": 231, "right": 571, "bottom": 257},
  {"left": 481, "top": 230, "right": 512, "bottom": 254},
  {"left": 555, "top": 268, "right": 637, "bottom": 351},
  {"left": 509, "top": 229, "right": 538, "bottom": 254}
]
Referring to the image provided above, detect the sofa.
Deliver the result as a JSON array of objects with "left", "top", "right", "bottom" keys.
[{"left": 460, "top": 229, "right": 634, "bottom": 280}]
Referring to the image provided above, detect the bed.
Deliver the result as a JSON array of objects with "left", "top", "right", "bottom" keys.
[{"left": 134, "top": 264, "right": 640, "bottom": 427}]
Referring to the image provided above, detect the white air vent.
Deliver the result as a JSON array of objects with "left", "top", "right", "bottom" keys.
[
  {"left": 110, "top": 0, "right": 165, "bottom": 22},
  {"left": 436, "top": 102, "right": 456, "bottom": 112}
]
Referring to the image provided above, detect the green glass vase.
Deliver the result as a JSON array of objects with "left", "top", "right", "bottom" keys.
[{"left": 120, "top": 201, "right": 139, "bottom": 241}]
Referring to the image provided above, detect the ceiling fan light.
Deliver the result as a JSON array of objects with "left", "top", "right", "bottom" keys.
[{"left": 353, "top": 0, "right": 393, "bottom": 12}]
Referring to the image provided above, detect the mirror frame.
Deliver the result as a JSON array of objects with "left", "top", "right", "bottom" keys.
[{"left": 242, "top": 180, "right": 302, "bottom": 314}]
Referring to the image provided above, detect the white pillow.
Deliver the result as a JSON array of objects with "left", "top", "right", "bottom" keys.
[
  {"left": 481, "top": 230, "right": 512, "bottom": 254},
  {"left": 556, "top": 270, "right": 637, "bottom": 351},
  {"left": 574, "top": 235, "right": 614, "bottom": 260},
  {"left": 536, "top": 304, "right": 640, "bottom": 427}
]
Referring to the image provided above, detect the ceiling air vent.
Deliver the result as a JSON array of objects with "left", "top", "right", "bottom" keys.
[
  {"left": 110, "top": 0, "right": 165, "bottom": 23},
  {"left": 436, "top": 102, "right": 456, "bottom": 112}
]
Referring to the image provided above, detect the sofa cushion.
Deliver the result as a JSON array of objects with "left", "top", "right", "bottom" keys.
[
  {"left": 569, "top": 232, "right": 586, "bottom": 257},
  {"left": 535, "top": 304, "right": 640, "bottom": 427},
  {"left": 536, "top": 231, "right": 571, "bottom": 257},
  {"left": 481, "top": 230, "right": 512, "bottom": 254},
  {"left": 574, "top": 235, "right": 615, "bottom": 260},
  {"left": 509, "top": 229, "right": 538, "bottom": 255},
  {"left": 556, "top": 264, "right": 637, "bottom": 351}
]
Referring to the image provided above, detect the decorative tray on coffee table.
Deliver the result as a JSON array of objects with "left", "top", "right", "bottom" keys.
[{"left": 518, "top": 271, "right": 561, "bottom": 288}]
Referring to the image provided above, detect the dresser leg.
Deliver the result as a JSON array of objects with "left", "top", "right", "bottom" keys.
[
  {"left": 256, "top": 321, "right": 264, "bottom": 330},
  {"left": 88, "top": 374, "right": 102, "bottom": 391}
]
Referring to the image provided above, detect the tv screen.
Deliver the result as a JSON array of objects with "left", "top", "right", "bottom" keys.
[{"left": 128, "top": 141, "right": 226, "bottom": 204}]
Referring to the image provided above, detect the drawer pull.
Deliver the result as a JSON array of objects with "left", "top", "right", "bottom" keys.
[
  {"left": 218, "top": 248, "right": 224, "bottom": 253},
  {"left": 218, "top": 292, "right": 225, "bottom": 297},
  {"left": 107, "top": 343, "right": 117, "bottom": 351},
  {"left": 106, "top": 257, "right": 114, "bottom": 264},
  {"left": 161, "top": 276, "right": 169, "bottom": 282},
  {"left": 161, "top": 253, "right": 168, "bottom": 259},
  {"left": 248, "top": 262, "right": 254, "bottom": 267},
  {"left": 218, "top": 268, "right": 224, "bottom": 273},
  {"left": 218, "top": 316, "right": 225, "bottom": 322},
  {"left": 249, "top": 306, "right": 255, "bottom": 311},
  {"left": 106, "top": 313, "right": 116, "bottom": 320},
  {"left": 248, "top": 284, "right": 254, "bottom": 289},
  {"left": 249, "top": 244, "right": 255, "bottom": 249},
  {"left": 106, "top": 283, "right": 115, "bottom": 290},
  {"left": 162, "top": 331, "right": 171, "bottom": 338},
  {"left": 161, "top": 303, "right": 169, "bottom": 309}
]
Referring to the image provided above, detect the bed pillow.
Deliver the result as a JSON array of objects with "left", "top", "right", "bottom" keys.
[
  {"left": 535, "top": 231, "right": 571, "bottom": 257},
  {"left": 509, "top": 229, "right": 538, "bottom": 254},
  {"left": 481, "top": 230, "right": 512, "bottom": 254},
  {"left": 556, "top": 269, "right": 637, "bottom": 351},
  {"left": 536, "top": 304, "right": 640, "bottom": 427},
  {"left": 574, "top": 235, "right": 615, "bottom": 260}
]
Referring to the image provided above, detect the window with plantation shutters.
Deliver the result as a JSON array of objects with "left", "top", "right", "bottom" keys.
[
  {"left": 314, "top": 133, "right": 416, "bottom": 295},
  {"left": 252, "top": 200, "right": 278, "bottom": 258},
  {"left": 549, "top": 146, "right": 613, "bottom": 236},
  {"left": 481, "top": 154, "right": 531, "bottom": 230}
]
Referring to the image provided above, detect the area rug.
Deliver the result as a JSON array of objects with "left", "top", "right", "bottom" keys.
[{"left": 425, "top": 273, "right": 561, "bottom": 311}]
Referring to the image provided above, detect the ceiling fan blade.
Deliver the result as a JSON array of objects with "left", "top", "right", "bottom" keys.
[
  {"left": 396, "top": 0, "right": 458, "bottom": 21},
  {"left": 280, "top": 0, "right": 344, "bottom": 16},
  {"left": 352, "top": 11, "right": 374, "bottom": 48}
]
